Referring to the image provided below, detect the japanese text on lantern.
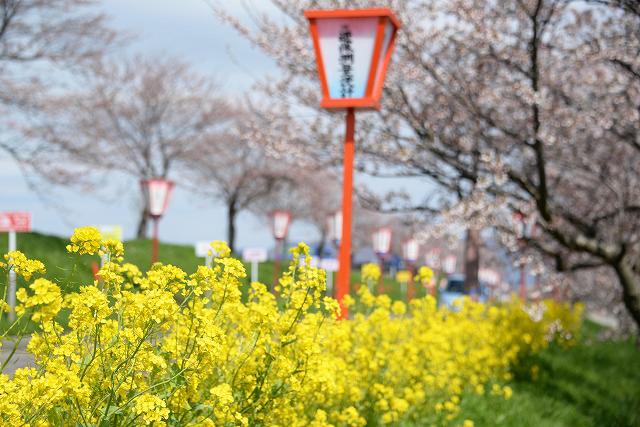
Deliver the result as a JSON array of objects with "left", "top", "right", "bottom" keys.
[{"left": 339, "top": 25, "right": 354, "bottom": 98}]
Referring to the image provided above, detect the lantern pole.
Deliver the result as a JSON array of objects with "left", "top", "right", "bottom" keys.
[
  {"left": 151, "top": 216, "right": 160, "bottom": 264},
  {"left": 273, "top": 238, "right": 282, "bottom": 292},
  {"left": 8, "top": 228, "right": 16, "bottom": 321},
  {"left": 406, "top": 260, "right": 415, "bottom": 301},
  {"left": 377, "top": 253, "right": 385, "bottom": 294},
  {"left": 336, "top": 108, "right": 355, "bottom": 319}
]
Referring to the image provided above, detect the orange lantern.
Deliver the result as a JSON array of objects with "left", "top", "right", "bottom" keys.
[
  {"left": 305, "top": 8, "right": 401, "bottom": 318},
  {"left": 271, "top": 210, "right": 292, "bottom": 292},
  {"left": 305, "top": 8, "right": 401, "bottom": 110}
]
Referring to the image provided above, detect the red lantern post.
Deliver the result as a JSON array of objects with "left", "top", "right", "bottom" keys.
[
  {"left": 402, "top": 237, "right": 420, "bottom": 301},
  {"left": 141, "top": 178, "right": 174, "bottom": 265},
  {"left": 305, "top": 8, "right": 401, "bottom": 318},
  {"left": 271, "top": 210, "right": 291, "bottom": 292},
  {"left": 425, "top": 248, "right": 442, "bottom": 296}
]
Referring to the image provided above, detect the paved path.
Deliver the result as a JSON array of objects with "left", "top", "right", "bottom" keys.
[{"left": 0, "top": 339, "right": 34, "bottom": 377}]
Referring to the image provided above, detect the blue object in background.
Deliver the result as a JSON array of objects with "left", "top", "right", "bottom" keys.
[{"left": 439, "top": 274, "right": 489, "bottom": 309}]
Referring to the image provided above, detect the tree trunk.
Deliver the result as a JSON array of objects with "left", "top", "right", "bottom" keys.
[
  {"left": 317, "top": 229, "right": 327, "bottom": 260},
  {"left": 227, "top": 201, "right": 237, "bottom": 254},
  {"left": 464, "top": 228, "right": 481, "bottom": 293},
  {"left": 136, "top": 206, "right": 148, "bottom": 239},
  {"left": 613, "top": 256, "right": 640, "bottom": 336}
]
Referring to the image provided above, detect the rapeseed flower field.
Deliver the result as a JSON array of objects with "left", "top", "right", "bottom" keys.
[{"left": 0, "top": 227, "right": 582, "bottom": 426}]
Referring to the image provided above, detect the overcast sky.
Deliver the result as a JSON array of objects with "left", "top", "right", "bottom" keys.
[{"left": 0, "top": 0, "right": 416, "bottom": 250}]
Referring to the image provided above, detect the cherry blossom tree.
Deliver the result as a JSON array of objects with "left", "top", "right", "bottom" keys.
[
  {"left": 212, "top": 0, "right": 640, "bottom": 333},
  {"left": 25, "top": 55, "right": 235, "bottom": 238},
  {"left": 0, "top": 0, "right": 119, "bottom": 181},
  {"left": 181, "top": 128, "right": 293, "bottom": 253}
]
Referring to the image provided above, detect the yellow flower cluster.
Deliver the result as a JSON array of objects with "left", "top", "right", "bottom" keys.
[
  {"left": 15, "top": 278, "right": 62, "bottom": 322},
  {"left": 0, "top": 231, "right": 583, "bottom": 426},
  {"left": 395, "top": 270, "right": 411, "bottom": 283},
  {"left": 2, "top": 251, "right": 46, "bottom": 281},
  {"left": 66, "top": 226, "right": 102, "bottom": 255},
  {"left": 415, "top": 266, "right": 434, "bottom": 284},
  {"left": 361, "top": 262, "right": 381, "bottom": 282}
]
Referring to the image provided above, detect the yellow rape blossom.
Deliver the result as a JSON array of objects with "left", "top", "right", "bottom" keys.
[
  {"left": 66, "top": 226, "right": 102, "bottom": 255},
  {"left": 361, "top": 262, "right": 381, "bottom": 282},
  {"left": 15, "top": 278, "right": 62, "bottom": 322},
  {"left": 134, "top": 393, "right": 169, "bottom": 425},
  {"left": 0, "top": 228, "right": 583, "bottom": 427},
  {"left": 99, "top": 238, "right": 124, "bottom": 262},
  {"left": 416, "top": 266, "right": 434, "bottom": 283},
  {"left": 3, "top": 251, "right": 45, "bottom": 281}
]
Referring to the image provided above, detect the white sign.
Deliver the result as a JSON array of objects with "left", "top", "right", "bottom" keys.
[
  {"left": 479, "top": 268, "right": 500, "bottom": 286},
  {"left": 320, "top": 258, "right": 340, "bottom": 272},
  {"left": 195, "top": 241, "right": 212, "bottom": 258},
  {"left": 242, "top": 247, "right": 268, "bottom": 263},
  {"left": 0, "top": 212, "right": 31, "bottom": 232},
  {"left": 97, "top": 225, "right": 123, "bottom": 241},
  {"left": 2, "top": 212, "right": 31, "bottom": 321}
]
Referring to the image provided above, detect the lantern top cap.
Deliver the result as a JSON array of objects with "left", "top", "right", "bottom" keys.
[{"left": 304, "top": 8, "right": 401, "bottom": 29}]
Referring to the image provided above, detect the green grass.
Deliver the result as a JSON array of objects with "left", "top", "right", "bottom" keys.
[
  {"left": 450, "top": 325, "right": 640, "bottom": 427},
  {"left": 0, "top": 231, "right": 414, "bottom": 295},
  {"left": 0, "top": 231, "right": 411, "bottom": 333}
]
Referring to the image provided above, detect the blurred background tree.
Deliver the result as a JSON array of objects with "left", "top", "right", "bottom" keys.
[
  {"left": 24, "top": 55, "right": 235, "bottom": 238},
  {"left": 181, "top": 124, "right": 293, "bottom": 253},
  {"left": 0, "top": 0, "right": 119, "bottom": 187}
]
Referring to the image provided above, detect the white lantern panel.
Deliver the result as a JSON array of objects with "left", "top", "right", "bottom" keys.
[
  {"left": 316, "top": 17, "right": 378, "bottom": 99},
  {"left": 373, "top": 19, "right": 394, "bottom": 93},
  {"left": 328, "top": 211, "right": 343, "bottom": 241},
  {"left": 403, "top": 239, "right": 420, "bottom": 262},
  {"left": 148, "top": 181, "right": 171, "bottom": 217},
  {"left": 425, "top": 250, "right": 441, "bottom": 269},
  {"left": 443, "top": 255, "right": 457, "bottom": 274},
  {"left": 273, "top": 212, "right": 290, "bottom": 240},
  {"left": 373, "top": 228, "right": 392, "bottom": 254}
]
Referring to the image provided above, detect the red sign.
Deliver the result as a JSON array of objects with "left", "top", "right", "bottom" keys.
[{"left": 0, "top": 212, "right": 31, "bottom": 232}]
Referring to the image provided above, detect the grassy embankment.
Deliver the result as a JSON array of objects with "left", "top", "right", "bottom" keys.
[{"left": 452, "top": 322, "right": 640, "bottom": 427}]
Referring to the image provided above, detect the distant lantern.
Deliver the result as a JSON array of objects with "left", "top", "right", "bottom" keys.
[
  {"left": 425, "top": 248, "right": 442, "bottom": 270},
  {"left": 271, "top": 210, "right": 292, "bottom": 241},
  {"left": 327, "top": 210, "right": 343, "bottom": 243},
  {"left": 271, "top": 210, "right": 292, "bottom": 292},
  {"left": 402, "top": 238, "right": 420, "bottom": 263},
  {"left": 141, "top": 178, "right": 174, "bottom": 264},
  {"left": 443, "top": 255, "right": 457, "bottom": 275},
  {"left": 142, "top": 178, "right": 175, "bottom": 218},
  {"left": 305, "top": 8, "right": 401, "bottom": 110},
  {"left": 372, "top": 227, "right": 393, "bottom": 256}
]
